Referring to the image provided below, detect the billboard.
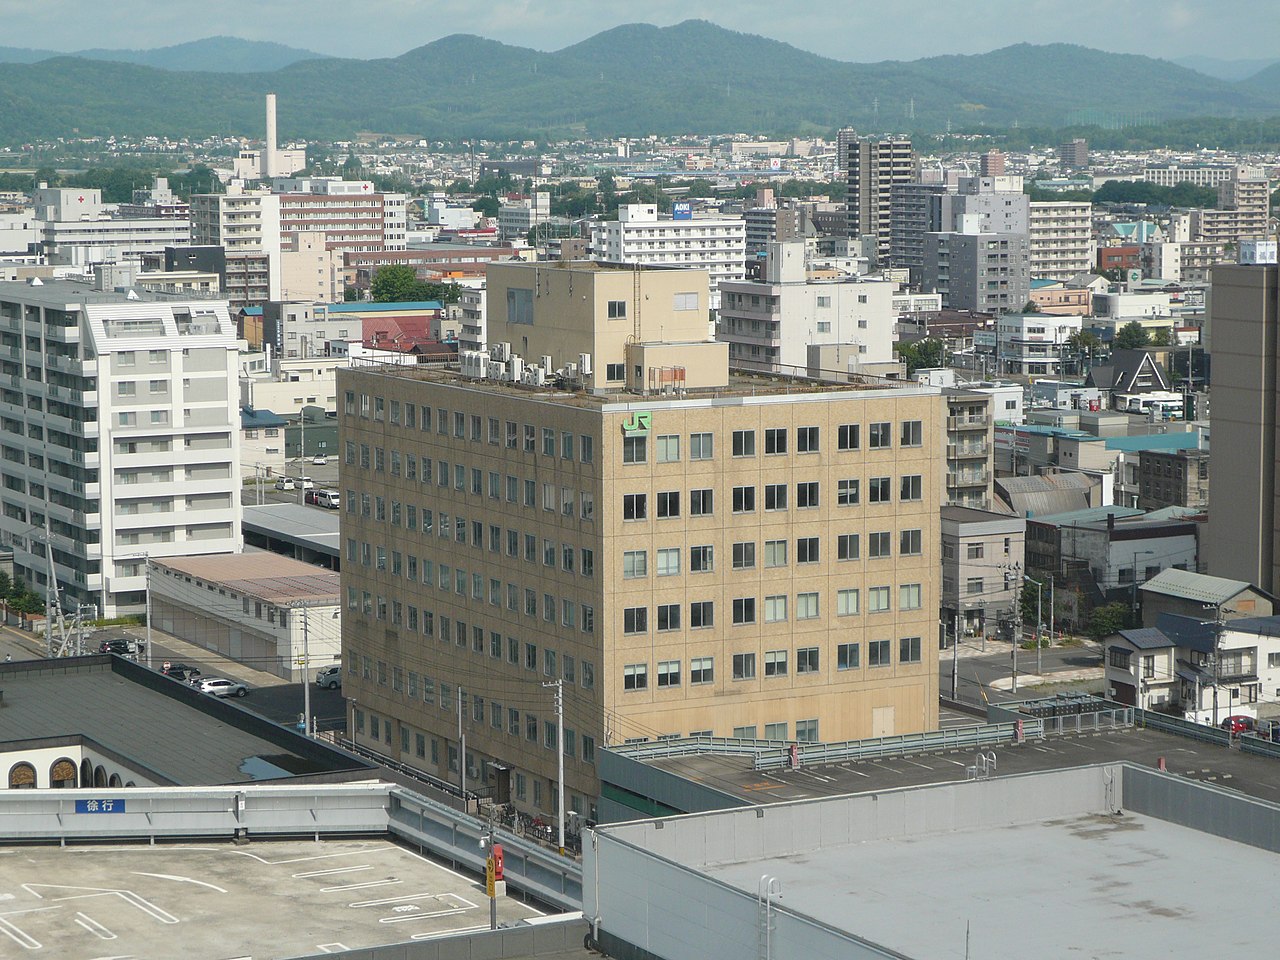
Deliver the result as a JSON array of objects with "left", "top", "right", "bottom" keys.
[{"left": 672, "top": 201, "right": 692, "bottom": 221}]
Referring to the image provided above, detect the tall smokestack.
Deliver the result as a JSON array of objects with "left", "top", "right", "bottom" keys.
[{"left": 264, "top": 92, "right": 277, "bottom": 179}]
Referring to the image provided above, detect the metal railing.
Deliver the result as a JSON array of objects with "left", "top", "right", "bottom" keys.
[
  {"left": 1240, "top": 734, "right": 1280, "bottom": 760},
  {"left": 609, "top": 735, "right": 791, "bottom": 761},
  {"left": 753, "top": 721, "right": 1041, "bottom": 771},
  {"left": 1135, "top": 708, "right": 1232, "bottom": 747}
]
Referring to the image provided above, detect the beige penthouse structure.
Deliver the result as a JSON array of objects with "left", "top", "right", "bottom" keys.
[{"left": 337, "top": 261, "right": 941, "bottom": 818}]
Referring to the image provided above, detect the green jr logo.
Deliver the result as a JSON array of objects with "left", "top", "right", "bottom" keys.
[{"left": 622, "top": 411, "right": 652, "bottom": 434}]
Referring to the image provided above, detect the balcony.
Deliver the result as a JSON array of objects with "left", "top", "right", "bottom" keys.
[
  {"left": 947, "top": 442, "right": 990, "bottom": 460},
  {"left": 947, "top": 415, "right": 989, "bottom": 431},
  {"left": 947, "top": 468, "right": 990, "bottom": 488}
]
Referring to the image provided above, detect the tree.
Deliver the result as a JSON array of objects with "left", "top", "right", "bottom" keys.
[
  {"left": 1067, "top": 330, "right": 1102, "bottom": 352},
  {"left": 0, "top": 570, "right": 10, "bottom": 603},
  {"left": 1085, "top": 602, "right": 1131, "bottom": 640},
  {"left": 370, "top": 265, "right": 422, "bottom": 303},
  {"left": 471, "top": 196, "right": 499, "bottom": 218},
  {"left": 1022, "top": 300, "right": 1040, "bottom": 313},
  {"left": 894, "top": 338, "right": 946, "bottom": 374},
  {"left": 1150, "top": 327, "right": 1173, "bottom": 347},
  {"left": 1113, "top": 321, "right": 1150, "bottom": 351}
]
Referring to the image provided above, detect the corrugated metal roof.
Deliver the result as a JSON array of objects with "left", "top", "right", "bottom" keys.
[
  {"left": 1141, "top": 568, "right": 1253, "bottom": 605},
  {"left": 1030, "top": 506, "right": 1145, "bottom": 527},
  {"left": 1118, "top": 628, "right": 1175, "bottom": 650}
]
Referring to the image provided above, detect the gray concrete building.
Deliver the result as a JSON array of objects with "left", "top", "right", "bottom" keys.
[
  {"left": 923, "top": 231, "right": 1031, "bottom": 315},
  {"left": 1205, "top": 261, "right": 1280, "bottom": 594},
  {"left": 941, "top": 506, "right": 1025, "bottom": 639}
]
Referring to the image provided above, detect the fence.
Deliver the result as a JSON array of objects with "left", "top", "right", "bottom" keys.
[
  {"left": 609, "top": 735, "right": 790, "bottom": 762},
  {"left": 1135, "top": 708, "right": 1232, "bottom": 747},
  {"left": 753, "top": 721, "right": 1042, "bottom": 771}
]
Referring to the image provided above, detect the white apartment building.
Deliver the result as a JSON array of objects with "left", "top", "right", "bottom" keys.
[
  {"left": 0, "top": 280, "right": 242, "bottom": 618},
  {"left": 1028, "top": 201, "right": 1093, "bottom": 281},
  {"left": 717, "top": 241, "right": 896, "bottom": 374},
  {"left": 1142, "top": 165, "right": 1235, "bottom": 188},
  {"left": 190, "top": 186, "right": 283, "bottom": 300},
  {"left": 279, "top": 231, "right": 342, "bottom": 303},
  {"left": 996, "top": 312, "right": 1082, "bottom": 376},
  {"left": 591, "top": 204, "right": 746, "bottom": 310}
]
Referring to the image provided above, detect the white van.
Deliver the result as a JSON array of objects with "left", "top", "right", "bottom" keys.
[{"left": 315, "top": 489, "right": 340, "bottom": 509}]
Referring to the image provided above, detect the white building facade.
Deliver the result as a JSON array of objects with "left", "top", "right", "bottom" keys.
[
  {"left": 996, "top": 312, "right": 1083, "bottom": 376},
  {"left": 591, "top": 204, "right": 746, "bottom": 309},
  {"left": 0, "top": 280, "right": 242, "bottom": 617}
]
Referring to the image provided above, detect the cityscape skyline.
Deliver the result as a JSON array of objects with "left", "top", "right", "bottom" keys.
[{"left": 2, "top": 2, "right": 1278, "bottom": 67}]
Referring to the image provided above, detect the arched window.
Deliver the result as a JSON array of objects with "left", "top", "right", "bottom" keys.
[
  {"left": 93, "top": 765, "right": 107, "bottom": 788},
  {"left": 124, "top": 781, "right": 136, "bottom": 788},
  {"left": 50, "top": 759, "right": 77, "bottom": 788},
  {"left": 108, "top": 773, "right": 122, "bottom": 788},
  {"left": 80, "top": 759, "right": 92, "bottom": 788},
  {"left": 8, "top": 762, "right": 36, "bottom": 789}
]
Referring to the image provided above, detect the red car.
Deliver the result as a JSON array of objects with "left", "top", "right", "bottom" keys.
[{"left": 1220, "top": 715, "right": 1255, "bottom": 734}]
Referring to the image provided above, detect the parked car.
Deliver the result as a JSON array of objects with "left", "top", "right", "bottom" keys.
[
  {"left": 274, "top": 477, "right": 296, "bottom": 491},
  {"left": 162, "top": 662, "right": 202, "bottom": 682},
  {"left": 305, "top": 488, "right": 340, "bottom": 509},
  {"left": 1220, "top": 715, "right": 1255, "bottom": 734},
  {"left": 298, "top": 476, "right": 315, "bottom": 490},
  {"left": 316, "top": 664, "right": 342, "bottom": 690},
  {"left": 98, "top": 637, "right": 139, "bottom": 656},
  {"left": 196, "top": 677, "right": 248, "bottom": 698},
  {"left": 311, "top": 455, "right": 328, "bottom": 465}
]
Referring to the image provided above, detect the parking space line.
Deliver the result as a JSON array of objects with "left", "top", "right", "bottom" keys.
[
  {"left": 293, "top": 865, "right": 373, "bottom": 879},
  {"left": 0, "top": 917, "right": 40, "bottom": 950},
  {"left": 75, "top": 913, "right": 116, "bottom": 940},
  {"left": 349, "top": 892, "right": 450, "bottom": 908},
  {"left": 321, "top": 879, "right": 403, "bottom": 893},
  {"left": 316, "top": 944, "right": 350, "bottom": 953},
  {"left": 230, "top": 848, "right": 387, "bottom": 866},
  {"left": 379, "top": 906, "right": 471, "bottom": 924},
  {"left": 411, "top": 923, "right": 490, "bottom": 941}
]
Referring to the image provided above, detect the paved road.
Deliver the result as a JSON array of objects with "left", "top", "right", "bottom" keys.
[{"left": 940, "top": 641, "right": 1103, "bottom": 705}]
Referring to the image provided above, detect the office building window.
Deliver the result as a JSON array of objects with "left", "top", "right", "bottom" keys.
[
  {"left": 656, "top": 435, "right": 680, "bottom": 462},
  {"left": 900, "top": 636, "right": 922, "bottom": 664},
  {"left": 764, "top": 483, "right": 788, "bottom": 511},
  {"left": 732, "top": 429, "right": 756, "bottom": 457},
  {"left": 657, "top": 660, "right": 680, "bottom": 687},
  {"left": 690, "top": 432, "right": 713, "bottom": 460},
  {"left": 764, "top": 595, "right": 787, "bottom": 623},
  {"left": 797, "top": 537, "right": 819, "bottom": 564},
  {"left": 796, "top": 481, "right": 819, "bottom": 508},
  {"left": 623, "top": 493, "right": 647, "bottom": 521},
  {"left": 657, "top": 491, "right": 680, "bottom": 518},
  {"left": 838, "top": 424, "right": 860, "bottom": 450},
  {"left": 837, "top": 534, "right": 859, "bottom": 561},
  {"left": 657, "top": 603, "right": 681, "bottom": 631},
  {"left": 764, "top": 539, "right": 787, "bottom": 568},
  {"left": 622, "top": 435, "right": 646, "bottom": 464},
  {"left": 732, "top": 597, "right": 756, "bottom": 625},
  {"left": 624, "top": 607, "right": 648, "bottom": 634},
  {"left": 690, "top": 657, "right": 713, "bottom": 684},
  {"left": 657, "top": 547, "right": 681, "bottom": 576},
  {"left": 623, "top": 663, "right": 647, "bottom": 690},
  {"left": 837, "top": 479, "right": 859, "bottom": 506},
  {"left": 901, "top": 420, "right": 923, "bottom": 447},
  {"left": 732, "top": 542, "right": 756, "bottom": 570},
  {"left": 690, "top": 601, "right": 714, "bottom": 628},
  {"left": 764, "top": 428, "right": 788, "bottom": 455},
  {"left": 797, "top": 426, "right": 819, "bottom": 453},
  {"left": 732, "top": 652, "right": 756, "bottom": 680},
  {"left": 622, "top": 550, "right": 647, "bottom": 579},
  {"left": 796, "top": 592, "right": 819, "bottom": 620},
  {"left": 690, "top": 545, "right": 714, "bottom": 572},
  {"left": 868, "top": 422, "right": 891, "bottom": 448},
  {"left": 900, "top": 475, "right": 923, "bottom": 501},
  {"left": 868, "top": 586, "right": 891, "bottom": 613},
  {"left": 869, "top": 639, "right": 891, "bottom": 666},
  {"left": 900, "top": 529, "right": 923, "bottom": 556},
  {"left": 796, "top": 646, "right": 820, "bottom": 673},
  {"left": 733, "top": 485, "right": 756, "bottom": 513},
  {"left": 837, "top": 642, "right": 860, "bottom": 669},
  {"left": 690, "top": 488, "right": 713, "bottom": 516},
  {"left": 869, "top": 532, "right": 891, "bottom": 559},
  {"left": 899, "top": 583, "right": 922, "bottom": 611},
  {"left": 764, "top": 650, "right": 788, "bottom": 677}
]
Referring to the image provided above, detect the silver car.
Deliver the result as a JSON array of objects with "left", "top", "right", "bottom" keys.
[{"left": 196, "top": 677, "right": 248, "bottom": 698}]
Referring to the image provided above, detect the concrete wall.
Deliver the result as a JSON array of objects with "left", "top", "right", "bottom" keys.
[{"left": 586, "top": 765, "right": 1119, "bottom": 960}]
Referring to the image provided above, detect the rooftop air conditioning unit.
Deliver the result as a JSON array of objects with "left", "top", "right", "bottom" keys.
[
  {"left": 508, "top": 356, "right": 525, "bottom": 382},
  {"left": 540, "top": 355, "right": 553, "bottom": 372},
  {"left": 578, "top": 353, "right": 593, "bottom": 376}
]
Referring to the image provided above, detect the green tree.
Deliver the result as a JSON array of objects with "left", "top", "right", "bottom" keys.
[
  {"left": 894, "top": 338, "right": 946, "bottom": 374},
  {"left": 1022, "top": 300, "right": 1040, "bottom": 313},
  {"left": 1085, "top": 602, "right": 1132, "bottom": 640},
  {"left": 1149, "top": 327, "right": 1173, "bottom": 347},
  {"left": 471, "top": 196, "right": 499, "bottom": 218},
  {"left": 370, "top": 265, "right": 422, "bottom": 303},
  {"left": 0, "top": 570, "right": 10, "bottom": 602},
  {"left": 1113, "top": 321, "right": 1150, "bottom": 351}
]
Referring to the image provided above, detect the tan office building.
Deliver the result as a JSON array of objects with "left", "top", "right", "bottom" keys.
[{"left": 337, "top": 262, "right": 941, "bottom": 817}]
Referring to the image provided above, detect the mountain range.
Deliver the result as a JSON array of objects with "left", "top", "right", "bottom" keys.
[
  {"left": 0, "top": 36, "right": 324, "bottom": 73},
  {"left": 1, "top": 22, "right": 1279, "bottom": 144}
]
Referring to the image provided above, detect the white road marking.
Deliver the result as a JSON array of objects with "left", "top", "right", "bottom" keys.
[
  {"left": 349, "top": 893, "right": 452, "bottom": 908},
  {"left": 380, "top": 907, "right": 469, "bottom": 924},
  {"left": 293, "top": 865, "right": 373, "bottom": 879},
  {"left": 75, "top": 913, "right": 116, "bottom": 940},
  {"left": 320, "top": 879, "right": 403, "bottom": 893},
  {"left": 410, "top": 923, "right": 491, "bottom": 940},
  {"left": 903, "top": 760, "right": 933, "bottom": 769},
  {"left": 399, "top": 847, "right": 476, "bottom": 883},
  {"left": 23, "top": 884, "right": 178, "bottom": 924},
  {"left": 229, "top": 847, "right": 386, "bottom": 866},
  {"left": 940, "top": 758, "right": 967, "bottom": 767},
  {"left": 133, "top": 872, "right": 228, "bottom": 893},
  {"left": 0, "top": 917, "right": 40, "bottom": 950},
  {"left": 844, "top": 768, "right": 871, "bottom": 777},
  {"left": 316, "top": 944, "right": 350, "bottom": 953}
]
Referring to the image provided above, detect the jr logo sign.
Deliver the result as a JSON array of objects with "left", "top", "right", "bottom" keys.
[{"left": 622, "top": 411, "right": 652, "bottom": 434}]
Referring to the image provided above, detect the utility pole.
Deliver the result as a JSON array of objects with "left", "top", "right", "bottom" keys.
[
  {"left": 301, "top": 606, "right": 312, "bottom": 738},
  {"left": 458, "top": 684, "right": 466, "bottom": 805},
  {"left": 297, "top": 409, "right": 307, "bottom": 505},
  {"left": 951, "top": 611, "right": 960, "bottom": 700},
  {"left": 144, "top": 558, "right": 153, "bottom": 669},
  {"left": 543, "top": 678, "right": 565, "bottom": 854},
  {"left": 1002, "top": 561, "right": 1022, "bottom": 693},
  {"left": 1049, "top": 575, "right": 1055, "bottom": 647}
]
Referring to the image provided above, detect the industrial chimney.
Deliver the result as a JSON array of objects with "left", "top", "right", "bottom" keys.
[{"left": 264, "top": 92, "right": 277, "bottom": 179}]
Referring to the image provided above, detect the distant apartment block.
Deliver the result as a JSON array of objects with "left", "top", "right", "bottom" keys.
[
  {"left": 923, "top": 231, "right": 1031, "bottom": 315},
  {"left": 33, "top": 186, "right": 190, "bottom": 268},
  {"left": 716, "top": 242, "right": 896, "bottom": 374},
  {"left": 590, "top": 204, "right": 745, "bottom": 310},
  {"left": 1028, "top": 201, "right": 1093, "bottom": 281},
  {"left": 846, "top": 137, "right": 916, "bottom": 260},
  {"left": 0, "top": 280, "right": 241, "bottom": 618},
  {"left": 1057, "top": 139, "right": 1089, "bottom": 170}
]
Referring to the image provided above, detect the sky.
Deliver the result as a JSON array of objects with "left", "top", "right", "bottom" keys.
[{"left": 1, "top": 0, "right": 1277, "bottom": 63}]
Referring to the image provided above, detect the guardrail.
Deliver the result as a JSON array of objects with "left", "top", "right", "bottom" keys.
[
  {"left": 753, "top": 721, "right": 1042, "bottom": 771},
  {"left": 1037, "top": 706, "right": 1133, "bottom": 734},
  {"left": 1240, "top": 734, "right": 1280, "bottom": 760},
  {"left": 609, "top": 735, "right": 791, "bottom": 761},
  {"left": 1135, "top": 708, "right": 1232, "bottom": 747}
]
